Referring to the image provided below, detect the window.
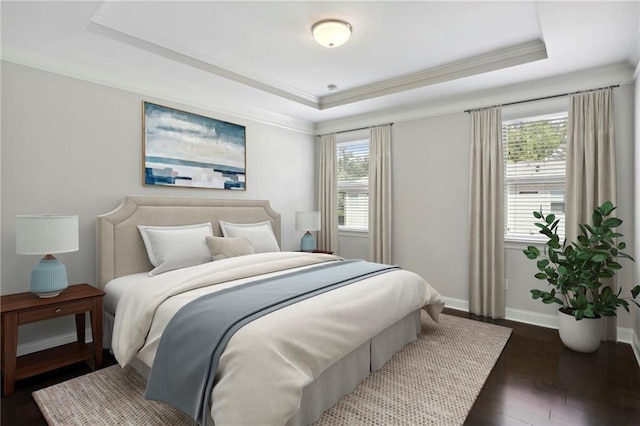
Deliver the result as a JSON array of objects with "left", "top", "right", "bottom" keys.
[
  {"left": 503, "top": 112, "right": 568, "bottom": 241},
  {"left": 337, "top": 139, "right": 369, "bottom": 231}
]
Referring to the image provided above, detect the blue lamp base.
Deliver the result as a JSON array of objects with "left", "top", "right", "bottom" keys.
[
  {"left": 300, "top": 231, "right": 317, "bottom": 251},
  {"left": 30, "top": 257, "right": 69, "bottom": 298}
]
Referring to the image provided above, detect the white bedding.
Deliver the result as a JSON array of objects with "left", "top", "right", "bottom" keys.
[
  {"left": 110, "top": 252, "right": 445, "bottom": 425},
  {"left": 103, "top": 272, "right": 149, "bottom": 315}
]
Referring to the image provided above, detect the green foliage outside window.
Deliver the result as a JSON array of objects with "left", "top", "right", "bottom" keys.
[{"left": 504, "top": 118, "right": 567, "bottom": 163}]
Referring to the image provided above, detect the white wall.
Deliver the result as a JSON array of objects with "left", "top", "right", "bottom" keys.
[{"left": 1, "top": 61, "right": 316, "bottom": 347}]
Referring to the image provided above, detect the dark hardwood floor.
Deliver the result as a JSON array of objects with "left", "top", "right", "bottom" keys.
[
  {"left": 449, "top": 309, "right": 640, "bottom": 426},
  {"left": 2, "top": 310, "right": 639, "bottom": 425}
]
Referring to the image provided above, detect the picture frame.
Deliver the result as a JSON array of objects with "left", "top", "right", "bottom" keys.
[{"left": 143, "top": 101, "right": 246, "bottom": 190}]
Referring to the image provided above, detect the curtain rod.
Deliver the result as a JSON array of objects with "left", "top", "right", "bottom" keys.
[
  {"left": 464, "top": 84, "right": 620, "bottom": 113},
  {"left": 316, "top": 122, "right": 393, "bottom": 137}
]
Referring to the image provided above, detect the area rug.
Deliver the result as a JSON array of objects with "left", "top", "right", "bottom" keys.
[{"left": 33, "top": 313, "right": 511, "bottom": 426}]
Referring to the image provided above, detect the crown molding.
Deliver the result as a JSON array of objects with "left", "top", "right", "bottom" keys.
[
  {"left": 318, "top": 40, "right": 548, "bottom": 110},
  {"left": 87, "top": 13, "right": 547, "bottom": 112},
  {"left": 86, "top": 18, "right": 320, "bottom": 109},
  {"left": 315, "top": 62, "right": 634, "bottom": 135},
  {"left": 1, "top": 38, "right": 314, "bottom": 135}
]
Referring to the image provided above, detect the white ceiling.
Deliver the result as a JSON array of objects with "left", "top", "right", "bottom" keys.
[{"left": 2, "top": 1, "right": 639, "bottom": 132}]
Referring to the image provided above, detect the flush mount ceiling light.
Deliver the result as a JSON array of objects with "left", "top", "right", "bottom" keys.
[{"left": 311, "top": 19, "right": 352, "bottom": 48}]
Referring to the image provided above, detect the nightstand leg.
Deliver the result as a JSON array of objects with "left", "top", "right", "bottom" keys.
[
  {"left": 2, "top": 312, "right": 18, "bottom": 396},
  {"left": 91, "top": 297, "right": 103, "bottom": 368},
  {"left": 75, "top": 313, "right": 86, "bottom": 343}
]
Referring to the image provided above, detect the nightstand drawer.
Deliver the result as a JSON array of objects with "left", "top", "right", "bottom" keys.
[{"left": 18, "top": 299, "right": 93, "bottom": 325}]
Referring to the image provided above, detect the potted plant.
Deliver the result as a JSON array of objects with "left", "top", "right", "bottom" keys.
[{"left": 523, "top": 201, "right": 640, "bottom": 353}]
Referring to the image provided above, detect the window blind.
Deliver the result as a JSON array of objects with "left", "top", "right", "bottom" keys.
[
  {"left": 503, "top": 112, "right": 568, "bottom": 240},
  {"left": 337, "top": 139, "right": 369, "bottom": 230}
]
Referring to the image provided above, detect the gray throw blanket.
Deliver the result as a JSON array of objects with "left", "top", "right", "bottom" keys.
[{"left": 145, "top": 259, "right": 399, "bottom": 424}]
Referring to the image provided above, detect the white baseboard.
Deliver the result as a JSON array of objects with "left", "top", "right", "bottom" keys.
[
  {"left": 441, "top": 296, "right": 635, "bottom": 344},
  {"left": 505, "top": 306, "right": 558, "bottom": 330},
  {"left": 440, "top": 296, "right": 469, "bottom": 312},
  {"left": 17, "top": 328, "right": 93, "bottom": 357}
]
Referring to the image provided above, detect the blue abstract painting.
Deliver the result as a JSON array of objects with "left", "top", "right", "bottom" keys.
[{"left": 143, "top": 102, "right": 246, "bottom": 190}]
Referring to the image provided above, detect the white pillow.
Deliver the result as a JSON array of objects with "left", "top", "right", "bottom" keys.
[
  {"left": 218, "top": 220, "right": 280, "bottom": 253},
  {"left": 138, "top": 223, "right": 213, "bottom": 276}
]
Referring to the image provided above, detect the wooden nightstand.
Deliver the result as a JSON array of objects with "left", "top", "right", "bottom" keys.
[{"left": 0, "top": 283, "right": 104, "bottom": 396}]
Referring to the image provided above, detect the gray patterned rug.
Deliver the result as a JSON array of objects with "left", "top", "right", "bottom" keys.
[{"left": 33, "top": 313, "right": 511, "bottom": 426}]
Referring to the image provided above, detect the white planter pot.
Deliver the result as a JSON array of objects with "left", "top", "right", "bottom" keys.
[{"left": 557, "top": 309, "right": 603, "bottom": 353}]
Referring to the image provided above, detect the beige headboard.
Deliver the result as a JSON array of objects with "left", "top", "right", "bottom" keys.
[{"left": 96, "top": 196, "right": 281, "bottom": 288}]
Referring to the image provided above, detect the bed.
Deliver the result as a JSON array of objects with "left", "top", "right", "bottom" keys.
[{"left": 97, "top": 196, "right": 445, "bottom": 425}]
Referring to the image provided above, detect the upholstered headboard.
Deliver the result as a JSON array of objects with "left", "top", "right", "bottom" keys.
[{"left": 96, "top": 196, "right": 281, "bottom": 288}]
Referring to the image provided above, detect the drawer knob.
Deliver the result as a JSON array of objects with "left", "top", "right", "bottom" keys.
[{"left": 54, "top": 308, "right": 62, "bottom": 314}]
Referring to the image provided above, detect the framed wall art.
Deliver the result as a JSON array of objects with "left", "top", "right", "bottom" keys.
[{"left": 143, "top": 101, "right": 246, "bottom": 190}]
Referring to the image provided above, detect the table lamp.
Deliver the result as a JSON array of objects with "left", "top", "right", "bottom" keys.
[
  {"left": 295, "top": 211, "right": 321, "bottom": 251},
  {"left": 16, "top": 215, "right": 79, "bottom": 298}
]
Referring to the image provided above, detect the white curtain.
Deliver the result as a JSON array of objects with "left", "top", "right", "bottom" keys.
[
  {"left": 468, "top": 107, "right": 505, "bottom": 318},
  {"left": 566, "top": 87, "right": 617, "bottom": 340},
  {"left": 317, "top": 134, "right": 339, "bottom": 252},
  {"left": 369, "top": 125, "right": 392, "bottom": 264}
]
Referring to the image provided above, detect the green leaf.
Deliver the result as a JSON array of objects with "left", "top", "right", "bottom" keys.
[
  {"left": 576, "top": 294, "right": 588, "bottom": 309},
  {"left": 591, "top": 254, "right": 608, "bottom": 263},
  {"left": 533, "top": 211, "right": 543, "bottom": 219},
  {"left": 576, "top": 251, "right": 590, "bottom": 261},
  {"left": 600, "top": 201, "right": 615, "bottom": 216},
  {"left": 603, "top": 217, "right": 622, "bottom": 228},
  {"left": 592, "top": 211, "right": 602, "bottom": 226},
  {"left": 534, "top": 272, "right": 547, "bottom": 280},
  {"left": 618, "top": 252, "right": 635, "bottom": 261},
  {"left": 545, "top": 214, "right": 556, "bottom": 224},
  {"left": 606, "top": 261, "right": 622, "bottom": 270},
  {"left": 631, "top": 285, "right": 640, "bottom": 299},
  {"left": 578, "top": 224, "right": 590, "bottom": 237},
  {"left": 537, "top": 259, "right": 549, "bottom": 270},
  {"left": 618, "top": 242, "right": 626, "bottom": 250}
]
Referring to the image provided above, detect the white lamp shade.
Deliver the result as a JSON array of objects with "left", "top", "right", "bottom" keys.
[
  {"left": 16, "top": 215, "right": 79, "bottom": 255},
  {"left": 295, "top": 211, "right": 321, "bottom": 232},
  {"left": 312, "top": 20, "right": 352, "bottom": 48}
]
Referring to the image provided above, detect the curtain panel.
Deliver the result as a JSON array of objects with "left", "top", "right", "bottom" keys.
[
  {"left": 566, "top": 87, "right": 617, "bottom": 340},
  {"left": 369, "top": 125, "right": 392, "bottom": 264},
  {"left": 317, "top": 134, "right": 339, "bottom": 252},
  {"left": 468, "top": 107, "right": 505, "bottom": 318}
]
